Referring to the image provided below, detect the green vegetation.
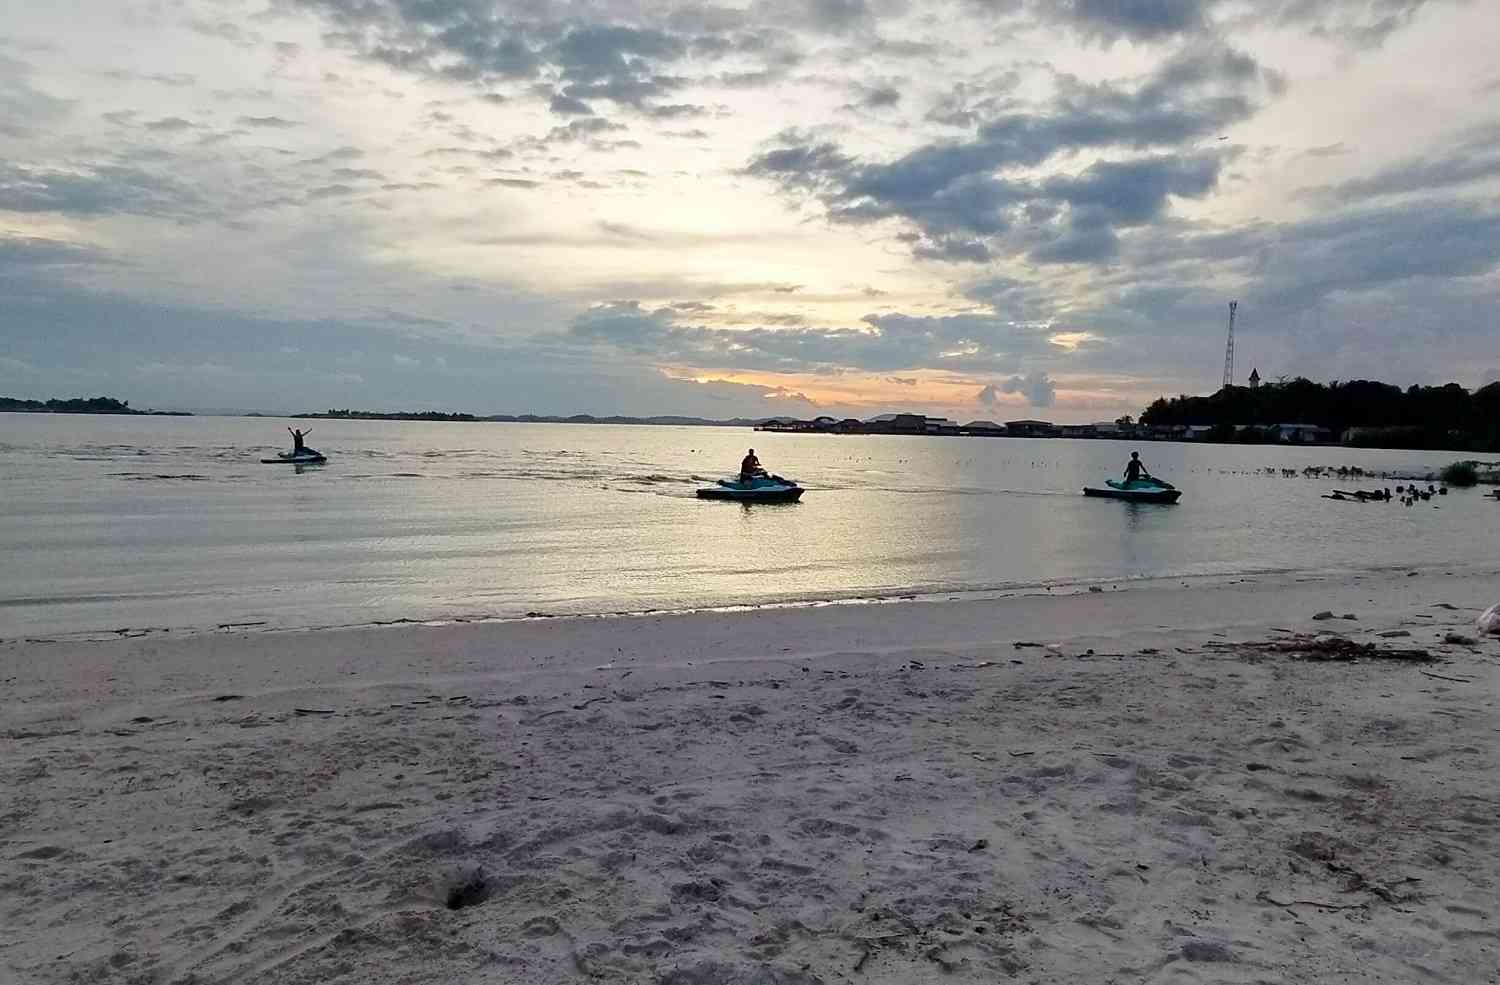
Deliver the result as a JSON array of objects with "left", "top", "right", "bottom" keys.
[
  {"left": 1, "top": 396, "right": 149, "bottom": 415},
  {"left": 1142, "top": 379, "right": 1500, "bottom": 451},
  {"left": 1440, "top": 461, "right": 1479, "bottom": 487},
  {"left": 304, "top": 408, "right": 478, "bottom": 421}
]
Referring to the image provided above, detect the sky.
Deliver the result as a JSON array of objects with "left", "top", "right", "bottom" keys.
[{"left": 2, "top": 0, "right": 1498, "bottom": 421}]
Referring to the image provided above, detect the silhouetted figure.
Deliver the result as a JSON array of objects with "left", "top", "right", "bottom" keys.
[
  {"left": 289, "top": 427, "right": 311, "bottom": 453},
  {"left": 1123, "top": 451, "right": 1150, "bottom": 483},
  {"left": 740, "top": 448, "right": 764, "bottom": 483}
]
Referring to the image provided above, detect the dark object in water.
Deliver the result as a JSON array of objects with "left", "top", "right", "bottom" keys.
[
  {"left": 261, "top": 449, "right": 327, "bottom": 464},
  {"left": 696, "top": 474, "right": 804, "bottom": 503},
  {"left": 1083, "top": 478, "right": 1181, "bottom": 504}
]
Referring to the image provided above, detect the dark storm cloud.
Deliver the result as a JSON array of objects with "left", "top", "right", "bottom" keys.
[
  {"left": 1047, "top": 0, "right": 1208, "bottom": 42},
  {"left": 928, "top": 197, "right": 1500, "bottom": 389},
  {"left": 549, "top": 92, "right": 596, "bottom": 116},
  {"left": 288, "top": 0, "right": 814, "bottom": 114},
  {"left": 1028, "top": 0, "right": 1452, "bottom": 49},
  {"left": 747, "top": 45, "right": 1270, "bottom": 263}
]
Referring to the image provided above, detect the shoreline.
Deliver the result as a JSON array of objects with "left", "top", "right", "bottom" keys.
[
  {"left": 11, "top": 558, "right": 1500, "bottom": 646},
  {"left": 3, "top": 569, "right": 1497, "bottom": 983}
]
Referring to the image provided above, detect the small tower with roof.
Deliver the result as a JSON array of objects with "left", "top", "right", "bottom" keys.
[{"left": 1248, "top": 368, "right": 1261, "bottom": 389}]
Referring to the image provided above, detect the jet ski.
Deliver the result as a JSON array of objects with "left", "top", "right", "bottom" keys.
[
  {"left": 696, "top": 473, "right": 804, "bottom": 503},
  {"left": 1083, "top": 477, "right": 1180, "bottom": 503},
  {"left": 261, "top": 448, "right": 327, "bottom": 464}
]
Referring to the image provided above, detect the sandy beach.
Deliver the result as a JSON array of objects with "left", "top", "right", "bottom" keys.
[{"left": 3, "top": 568, "right": 1498, "bottom": 984}]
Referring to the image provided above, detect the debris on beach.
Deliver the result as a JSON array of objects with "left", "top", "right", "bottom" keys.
[{"left": 1209, "top": 634, "right": 1434, "bottom": 662}]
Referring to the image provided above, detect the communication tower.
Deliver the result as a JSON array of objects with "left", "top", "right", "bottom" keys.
[{"left": 1222, "top": 300, "right": 1238, "bottom": 389}]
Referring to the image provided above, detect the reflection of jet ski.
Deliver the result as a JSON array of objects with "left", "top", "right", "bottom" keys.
[
  {"left": 1083, "top": 477, "right": 1180, "bottom": 503},
  {"left": 261, "top": 448, "right": 327, "bottom": 464},
  {"left": 696, "top": 474, "right": 804, "bottom": 503}
]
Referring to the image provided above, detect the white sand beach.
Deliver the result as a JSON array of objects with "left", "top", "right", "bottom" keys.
[{"left": 3, "top": 568, "right": 1498, "bottom": 984}]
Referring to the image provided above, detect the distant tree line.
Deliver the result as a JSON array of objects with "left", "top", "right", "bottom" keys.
[
  {"left": 303, "top": 409, "right": 479, "bottom": 421},
  {"left": 1141, "top": 379, "right": 1500, "bottom": 451},
  {"left": 1, "top": 396, "right": 146, "bottom": 415}
]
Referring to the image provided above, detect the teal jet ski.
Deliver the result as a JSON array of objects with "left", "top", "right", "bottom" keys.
[
  {"left": 697, "top": 473, "right": 804, "bottom": 503},
  {"left": 261, "top": 448, "right": 327, "bottom": 464},
  {"left": 1083, "top": 477, "right": 1180, "bottom": 503}
]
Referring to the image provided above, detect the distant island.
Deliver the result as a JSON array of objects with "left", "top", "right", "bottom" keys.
[
  {"left": 295, "top": 378, "right": 1500, "bottom": 452},
  {"left": 295, "top": 409, "right": 772, "bottom": 427},
  {"left": 10, "top": 379, "right": 1495, "bottom": 452},
  {"left": 0, "top": 396, "right": 191, "bottom": 416}
]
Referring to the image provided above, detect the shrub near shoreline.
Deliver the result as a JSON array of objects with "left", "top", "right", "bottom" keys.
[{"left": 1440, "top": 461, "right": 1479, "bottom": 487}]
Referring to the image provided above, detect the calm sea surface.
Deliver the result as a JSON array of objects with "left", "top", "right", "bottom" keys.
[{"left": 1, "top": 413, "right": 1493, "bottom": 639}]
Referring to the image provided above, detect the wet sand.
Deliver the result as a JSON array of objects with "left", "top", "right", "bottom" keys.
[{"left": 3, "top": 568, "right": 1498, "bottom": 983}]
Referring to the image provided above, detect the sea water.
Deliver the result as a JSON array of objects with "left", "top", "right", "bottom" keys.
[{"left": 1, "top": 413, "right": 1491, "bottom": 638}]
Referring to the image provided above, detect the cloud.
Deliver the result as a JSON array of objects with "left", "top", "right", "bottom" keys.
[
  {"left": 549, "top": 92, "right": 595, "bottom": 115},
  {"left": 643, "top": 103, "right": 708, "bottom": 119},
  {"left": 1047, "top": 0, "right": 1207, "bottom": 42},
  {"left": 747, "top": 44, "right": 1273, "bottom": 263},
  {"left": 567, "top": 302, "right": 1052, "bottom": 374},
  {"left": 0, "top": 53, "right": 71, "bottom": 137},
  {"left": 98, "top": 69, "right": 197, "bottom": 87},
  {"left": 143, "top": 116, "right": 198, "bottom": 132},
  {"left": 847, "top": 83, "right": 901, "bottom": 110},
  {"left": 1271, "top": 0, "right": 1445, "bottom": 49},
  {"left": 0, "top": 162, "right": 202, "bottom": 218},
  {"left": 999, "top": 371, "right": 1056, "bottom": 407},
  {"left": 306, "top": 183, "right": 359, "bottom": 199},
  {"left": 1304, "top": 126, "right": 1500, "bottom": 204},
  {"left": 1030, "top": 0, "right": 1447, "bottom": 49},
  {"left": 0, "top": 234, "right": 114, "bottom": 272},
  {"left": 237, "top": 115, "right": 300, "bottom": 128},
  {"left": 288, "top": 0, "right": 853, "bottom": 117}
]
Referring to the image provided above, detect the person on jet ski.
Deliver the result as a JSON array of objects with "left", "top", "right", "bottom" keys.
[
  {"left": 1123, "top": 451, "right": 1151, "bottom": 483},
  {"left": 740, "top": 448, "right": 766, "bottom": 483},
  {"left": 289, "top": 427, "right": 311, "bottom": 454}
]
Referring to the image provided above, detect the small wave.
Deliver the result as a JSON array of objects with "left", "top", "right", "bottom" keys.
[
  {"left": 621, "top": 473, "right": 695, "bottom": 485},
  {"left": 116, "top": 473, "right": 209, "bottom": 481}
]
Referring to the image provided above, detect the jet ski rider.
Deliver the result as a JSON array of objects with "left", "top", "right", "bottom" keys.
[
  {"left": 1124, "top": 451, "right": 1151, "bottom": 483},
  {"left": 740, "top": 448, "right": 766, "bottom": 483},
  {"left": 289, "top": 427, "right": 311, "bottom": 454}
]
